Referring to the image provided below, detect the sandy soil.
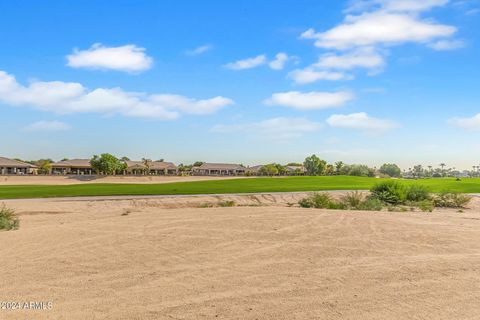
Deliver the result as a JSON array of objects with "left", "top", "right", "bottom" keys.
[
  {"left": 1, "top": 193, "right": 480, "bottom": 319},
  {"left": 0, "top": 175, "right": 246, "bottom": 185}
]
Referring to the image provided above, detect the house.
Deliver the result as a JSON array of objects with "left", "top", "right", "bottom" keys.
[
  {"left": 51, "top": 159, "right": 93, "bottom": 175},
  {"left": 285, "top": 165, "right": 306, "bottom": 175},
  {"left": 246, "top": 165, "right": 264, "bottom": 175},
  {"left": 124, "top": 160, "right": 178, "bottom": 175},
  {"left": 192, "top": 163, "right": 246, "bottom": 176},
  {"left": 0, "top": 157, "right": 37, "bottom": 175}
]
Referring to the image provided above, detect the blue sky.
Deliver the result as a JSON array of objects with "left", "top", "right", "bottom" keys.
[{"left": 0, "top": 0, "right": 479, "bottom": 169}]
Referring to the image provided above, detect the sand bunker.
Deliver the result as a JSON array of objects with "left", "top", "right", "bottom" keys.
[{"left": 1, "top": 193, "right": 480, "bottom": 319}]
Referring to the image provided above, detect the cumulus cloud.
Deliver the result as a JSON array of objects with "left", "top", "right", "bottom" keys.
[
  {"left": 327, "top": 112, "right": 398, "bottom": 131},
  {"left": 301, "top": 12, "right": 456, "bottom": 50},
  {"left": 428, "top": 39, "right": 465, "bottom": 50},
  {"left": 448, "top": 114, "right": 480, "bottom": 130},
  {"left": 225, "top": 55, "right": 267, "bottom": 70},
  {"left": 0, "top": 70, "right": 233, "bottom": 120},
  {"left": 289, "top": 68, "right": 352, "bottom": 84},
  {"left": 264, "top": 91, "right": 354, "bottom": 110},
  {"left": 269, "top": 53, "right": 290, "bottom": 70},
  {"left": 24, "top": 120, "right": 71, "bottom": 132},
  {"left": 212, "top": 117, "right": 322, "bottom": 141},
  {"left": 186, "top": 44, "right": 213, "bottom": 56},
  {"left": 296, "top": 0, "right": 459, "bottom": 85},
  {"left": 66, "top": 43, "right": 153, "bottom": 72},
  {"left": 346, "top": 0, "right": 449, "bottom": 13},
  {"left": 314, "top": 47, "right": 385, "bottom": 71}
]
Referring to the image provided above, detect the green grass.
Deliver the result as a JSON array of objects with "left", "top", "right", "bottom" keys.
[{"left": 0, "top": 176, "right": 479, "bottom": 199}]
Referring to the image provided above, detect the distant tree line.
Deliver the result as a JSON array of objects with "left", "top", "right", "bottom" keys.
[{"left": 16, "top": 153, "right": 480, "bottom": 178}]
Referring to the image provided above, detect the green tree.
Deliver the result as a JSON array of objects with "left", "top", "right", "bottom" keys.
[
  {"left": 274, "top": 164, "right": 287, "bottom": 175},
  {"left": 259, "top": 164, "right": 279, "bottom": 176},
  {"left": 379, "top": 163, "right": 401, "bottom": 177},
  {"left": 142, "top": 158, "right": 152, "bottom": 175},
  {"left": 35, "top": 159, "right": 53, "bottom": 174},
  {"left": 325, "top": 164, "right": 335, "bottom": 176},
  {"left": 439, "top": 163, "right": 446, "bottom": 177},
  {"left": 90, "top": 153, "right": 123, "bottom": 175},
  {"left": 193, "top": 161, "right": 204, "bottom": 167},
  {"left": 303, "top": 155, "right": 327, "bottom": 176},
  {"left": 334, "top": 161, "right": 344, "bottom": 175}
]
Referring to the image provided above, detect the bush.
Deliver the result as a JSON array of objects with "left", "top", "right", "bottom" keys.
[
  {"left": 0, "top": 205, "right": 19, "bottom": 231},
  {"left": 218, "top": 200, "right": 236, "bottom": 207},
  {"left": 417, "top": 200, "right": 434, "bottom": 212},
  {"left": 370, "top": 181, "right": 406, "bottom": 205},
  {"left": 298, "top": 193, "right": 344, "bottom": 209},
  {"left": 405, "top": 185, "right": 431, "bottom": 202},
  {"left": 299, "top": 192, "right": 384, "bottom": 211},
  {"left": 433, "top": 192, "right": 471, "bottom": 208},
  {"left": 341, "top": 191, "right": 364, "bottom": 208},
  {"left": 358, "top": 197, "right": 384, "bottom": 211}
]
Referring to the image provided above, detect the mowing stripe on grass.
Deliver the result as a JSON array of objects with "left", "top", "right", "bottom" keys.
[{"left": 0, "top": 176, "right": 478, "bottom": 199}]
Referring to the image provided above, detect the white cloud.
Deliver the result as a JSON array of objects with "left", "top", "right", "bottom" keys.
[
  {"left": 448, "top": 114, "right": 480, "bottom": 130},
  {"left": 382, "top": 0, "right": 449, "bottom": 12},
  {"left": 212, "top": 117, "right": 322, "bottom": 141},
  {"left": 298, "top": 0, "right": 460, "bottom": 85},
  {"left": 314, "top": 47, "right": 385, "bottom": 70},
  {"left": 301, "top": 12, "right": 456, "bottom": 50},
  {"left": 66, "top": 43, "right": 153, "bottom": 72},
  {"left": 428, "top": 39, "right": 465, "bottom": 50},
  {"left": 0, "top": 70, "right": 233, "bottom": 120},
  {"left": 186, "top": 45, "right": 213, "bottom": 56},
  {"left": 346, "top": 0, "right": 449, "bottom": 13},
  {"left": 289, "top": 68, "right": 352, "bottom": 84},
  {"left": 264, "top": 91, "right": 354, "bottom": 110},
  {"left": 327, "top": 112, "right": 398, "bottom": 131},
  {"left": 269, "top": 53, "right": 290, "bottom": 70},
  {"left": 225, "top": 55, "right": 267, "bottom": 70},
  {"left": 24, "top": 120, "right": 71, "bottom": 132}
]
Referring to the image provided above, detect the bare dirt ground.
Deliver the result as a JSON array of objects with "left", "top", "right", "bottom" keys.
[
  {"left": 0, "top": 175, "right": 246, "bottom": 185},
  {"left": 1, "top": 193, "right": 480, "bottom": 319}
]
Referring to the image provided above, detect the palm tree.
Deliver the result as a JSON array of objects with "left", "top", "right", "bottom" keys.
[
  {"left": 142, "top": 158, "right": 152, "bottom": 175},
  {"left": 439, "top": 163, "right": 446, "bottom": 177}
]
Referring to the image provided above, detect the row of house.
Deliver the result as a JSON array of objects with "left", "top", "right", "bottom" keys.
[{"left": 0, "top": 156, "right": 306, "bottom": 176}]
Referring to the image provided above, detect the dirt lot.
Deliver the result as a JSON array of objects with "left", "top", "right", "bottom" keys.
[{"left": 1, "top": 193, "right": 480, "bottom": 319}]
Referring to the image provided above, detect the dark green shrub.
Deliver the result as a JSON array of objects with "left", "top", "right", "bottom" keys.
[
  {"left": 0, "top": 205, "right": 19, "bottom": 231},
  {"left": 433, "top": 192, "right": 471, "bottom": 208},
  {"left": 310, "top": 193, "right": 334, "bottom": 209},
  {"left": 298, "top": 193, "right": 345, "bottom": 209},
  {"left": 370, "top": 181, "right": 406, "bottom": 205},
  {"left": 417, "top": 200, "right": 434, "bottom": 212},
  {"left": 298, "top": 197, "right": 315, "bottom": 208},
  {"left": 405, "top": 185, "right": 430, "bottom": 202}
]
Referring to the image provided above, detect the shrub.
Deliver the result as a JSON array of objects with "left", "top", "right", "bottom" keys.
[
  {"left": 358, "top": 197, "right": 384, "bottom": 211},
  {"left": 310, "top": 193, "right": 334, "bottom": 209},
  {"left": 218, "top": 200, "right": 236, "bottom": 207},
  {"left": 370, "top": 181, "right": 406, "bottom": 205},
  {"left": 433, "top": 192, "right": 471, "bottom": 208},
  {"left": 299, "top": 197, "right": 315, "bottom": 208},
  {"left": 298, "top": 193, "right": 343, "bottom": 209},
  {"left": 405, "top": 185, "right": 430, "bottom": 202},
  {"left": 299, "top": 192, "right": 384, "bottom": 211},
  {"left": 0, "top": 205, "right": 19, "bottom": 231},
  {"left": 417, "top": 200, "right": 434, "bottom": 212},
  {"left": 341, "top": 191, "right": 364, "bottom": 208}
]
